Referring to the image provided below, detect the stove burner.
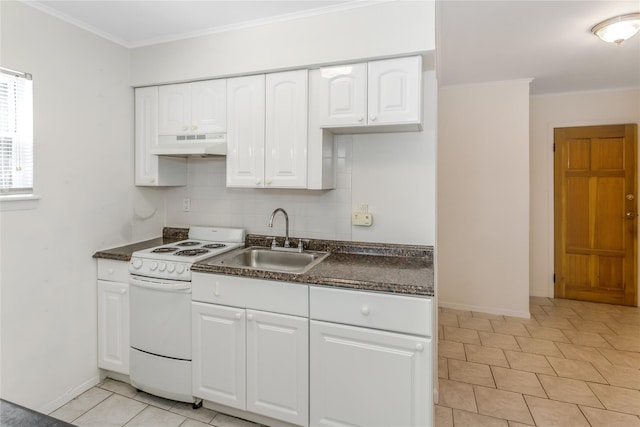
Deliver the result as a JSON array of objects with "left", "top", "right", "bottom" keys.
[
  {"left": 151, "top": 247, "right": 179, "bottom": 253},
  {"left": 175, "top": 249, "right": 210, "bottom": 257},
  {"left": 203, "top": 243, "right": 227, "bottom": 249},
  {"left": 176, "top": 241, "right": 200, "bottom": 247}
]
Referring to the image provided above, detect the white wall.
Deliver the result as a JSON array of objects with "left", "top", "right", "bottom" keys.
[
  {"left": 437, "top": 80, "right": 531, "bottom": 318},
  {"left": 166, "top": 71, "right": 436, "bottom": 246},
  {"left": 0, "top": 2, "right": 164, "bottom": 412},
  {"left": 130, "top": 1, "right": 435, "bottom": 86},
  {"left": 529, "top": 88, "right": 640, "bottom": 300}
]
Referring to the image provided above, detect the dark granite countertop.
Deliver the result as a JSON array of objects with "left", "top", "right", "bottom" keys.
[
  {"left": 192, "top": 234, "right": 434, "bottom": 297},
  {"left": 92, "top": 228, "right": 189, "bottom": 261},
  {"left": 92, "top": 229, "right": 434, "bottom": 297},
  {"left": 1, "top": 399, "right": 75, "bottom": 426}
]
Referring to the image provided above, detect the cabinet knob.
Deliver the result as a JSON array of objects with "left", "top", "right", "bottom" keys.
[
  {"left": 357, "top": 115, "right": 364, "bottom": 122},
  {"left": 265, "top": 179, "right": 272, "bottom": 185},
  {"left": 108, "top": 268, "right": 114, "bottom": 275},
  {"left": 247, "top": 313, "right": 254, "bottom": 321},
  {"left": 192, "top": 125, "right": 198, "bottom": 130},
  {"left": 369, "top": 114, "right": 377, "bottom": 122},
  {"left": 415, "top": 343, "right": 424, "bottom": 352},
  {"left": 256, "top": 179, "right": 262, "bottom": 185},
  {"left": 120, "top": 289, "right": 127, "bottom": 295},
  {"left": 181, "top": 125, "right": 189, "bottom": 131},
  {"left": 361, "top": 306, "right": 370, "bottom": 316},
  {"left": 235, "top": 312, "right": 242, "bottom": 319}
]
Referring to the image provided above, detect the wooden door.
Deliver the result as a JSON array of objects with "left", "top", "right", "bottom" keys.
[{"left": 554, "top": 124, "right": 637, "bottom": 306}]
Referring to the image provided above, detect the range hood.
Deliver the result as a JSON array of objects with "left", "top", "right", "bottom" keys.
[{"left": 151, "top": 133, "right": 227, "bottom": 157}]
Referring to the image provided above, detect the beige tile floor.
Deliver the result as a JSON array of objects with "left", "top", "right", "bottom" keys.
[
  {"left": 49, "top": 378, "right": 265, "bottom": 427},
  {"left": 436, "top": 297, "right": 640, "bottom": 427},
  {"left": 48, "top": 297, "right": 639, "bottom": 426}
]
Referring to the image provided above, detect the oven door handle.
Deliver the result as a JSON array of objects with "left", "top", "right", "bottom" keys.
[{"left": 129, "top": 276, "right": 191, "bottom": 292}]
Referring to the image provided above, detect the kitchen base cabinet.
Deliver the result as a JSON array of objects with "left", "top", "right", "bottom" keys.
[
  {"left": 97, "top": 260, "right": 130, "bottom": 375},
  {"left": 192, "top": 274, "right": 309, "bottom": 427},
  {"left": 310, "top": 320, "right": 432, "bottom": 427}
]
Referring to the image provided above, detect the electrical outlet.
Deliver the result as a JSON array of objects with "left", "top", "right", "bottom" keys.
[
  {"left": 183, "top": 197, "right": 191, "bottom": 212},
  {"left": 352, "top": 212, "right": 373, "bottom": 226}
]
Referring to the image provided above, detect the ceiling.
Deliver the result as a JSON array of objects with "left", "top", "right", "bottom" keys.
[{"left": 23, "top": 0, "right": 640, "bottom": 95}]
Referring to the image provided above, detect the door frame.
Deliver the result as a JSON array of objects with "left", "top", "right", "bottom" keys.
[{"left": 548, "top": 121, "right": 639, "bottom": 305}]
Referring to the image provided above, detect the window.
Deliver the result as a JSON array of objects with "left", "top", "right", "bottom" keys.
[{"left": 0, "top": 67, "right": 33, "bottom": 195}]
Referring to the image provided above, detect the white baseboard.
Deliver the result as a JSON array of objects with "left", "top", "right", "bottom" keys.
[
  {"left": 38, "top": 375, "right": 101, "bottom": 415},
  {"left": 438, "top": 300, "right": 530, "bottom": 319}
]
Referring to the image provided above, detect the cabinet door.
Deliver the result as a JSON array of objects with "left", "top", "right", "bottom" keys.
[
  {"left": 317, "top": 63, "right": 367, "bottom": 127},
  {"left": 265, "top": 70, "right": 308, "bottom": 188},
  {"left": 246, "top": 310, "right": 309, "bottom": 427},
  {"left": 134, "top": 87, "right": 186, "bottom": 186},
  {"left": 367, "top": 56, "right": 422, "bottom": 125},
  {"left": 192, "top": 302, "right": 246, "bottom": 410},
  {"left": 226, "top": 75, "right": 266, "bottom": 188},
  {"left": 191, "top": 80, "right": 226, "bottom": 134},
  {"left": 97, "top": 280, "right": 129, "bottom": 374},
  {"left": 158, "top": 83, "right": 191, "bottom": 135},
  {"left": 310, "top": 320, "right": 432, "bottom": 427}
]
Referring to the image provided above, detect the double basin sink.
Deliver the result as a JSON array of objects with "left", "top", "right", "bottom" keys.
[{"left": 208, "top": 246, "right": 329, "bottom": 274}]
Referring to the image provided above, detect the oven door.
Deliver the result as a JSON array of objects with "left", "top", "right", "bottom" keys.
[{"left": 129, "top": 275, "right": 192, "bottom": 360}]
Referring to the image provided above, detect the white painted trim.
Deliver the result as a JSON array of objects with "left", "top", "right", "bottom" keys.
[
  {"left": 23, "top": 0, "right": 394, "bottom": 49},
  {"left": 438, "top": 301, "right": 530, "bottom": 319},
  {"left": 0, "top": 194, "right": 40, "bottom": 211},
  {"left": 438, "top": 78, "right": 534, "bottom": 91},
  {"left": 37, "top": 374, "right": 101, "bottom": 415},
  {"left": 531, "top": 85, "right": 640, "bottom": 98}
]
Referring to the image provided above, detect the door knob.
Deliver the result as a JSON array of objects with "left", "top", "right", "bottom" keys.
[
  {"left": 626, "top": 212, "right": 638, "bottom": 220},
  {"left": 626, "top": 194, "right": 635, "bottom": 201}
]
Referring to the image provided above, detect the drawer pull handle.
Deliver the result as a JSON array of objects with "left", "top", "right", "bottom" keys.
[
  {"left": 361, "top": 306, "right": 370, "bottom": 316},
  {"left": 415, "top": 343, "right": 424, "bottom": 352}
]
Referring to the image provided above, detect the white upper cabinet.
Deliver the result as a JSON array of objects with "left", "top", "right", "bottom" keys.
[
  {"left": 134, "top": 86, "right": 186, "bottom": 186},
  {"left": 316, "top": 56, "right": 422, "bottom": 132},
  {"left": 265, "top": 70, "right": 308, "bottom": 188},
  {"left": 227, "top": 70, "right": 308, "bottom": 189},
  {"left": 159, "top": 80, "right": 226, "bottom": 135},
  {"left": 317, "top": 63, "right": 367, "bottom": 127},
  {"left": 226, "top": 75, "right": 266, "bottom": 187}
]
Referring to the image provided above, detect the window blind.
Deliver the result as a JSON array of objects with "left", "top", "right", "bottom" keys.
[{"left": 0, "top": 67, "right": 33, "bottom": 195}]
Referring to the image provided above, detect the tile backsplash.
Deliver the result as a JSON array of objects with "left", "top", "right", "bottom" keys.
[{"left": 166, "top": 136, "right": 354, "bottom": 241}]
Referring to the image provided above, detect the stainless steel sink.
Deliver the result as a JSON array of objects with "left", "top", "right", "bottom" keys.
[{"left": 210, "top": 246, "right": 329, "bottom": 274}]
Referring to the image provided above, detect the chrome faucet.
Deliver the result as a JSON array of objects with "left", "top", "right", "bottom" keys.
[{"left": 268, "top": 208, "right": 291, "bottom": 249}]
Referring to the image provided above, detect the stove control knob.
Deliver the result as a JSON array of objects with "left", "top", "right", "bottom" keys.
[
  {"left": 167, "top": 263, "right": 176, "bottom": 273},
  {"left": 132, "top": 259, "right": 143, "bottom": 269},
  {"left": 150, "top": 261, "right": 158, "bottom": 271},
  {"left": 176, "top": 264, "right": 185, "bottom": 274},
  {"left": 158, "top": 262, "right": 167, "bottom": 272}
]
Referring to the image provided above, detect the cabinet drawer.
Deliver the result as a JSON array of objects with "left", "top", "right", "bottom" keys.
[
  {"left": 192, "top": 273, "right": 308, "bottom": 317},
  {"left": 310, "top": 286, "right": 432, "bottom": 337},
  {"left": 97, "top": 259, "right": 130, "bottom": 282}
]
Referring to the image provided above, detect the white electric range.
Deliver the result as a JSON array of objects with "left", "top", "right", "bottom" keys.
[{"left": 128, "top": 226, "right": 245, "bottom": 404}]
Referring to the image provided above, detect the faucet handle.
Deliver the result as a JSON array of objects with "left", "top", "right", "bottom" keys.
[
  {"left": 297, "top": 239, "right": 309, "bottom": 252},
  {"left": 270, "top": 236, "right": 278, "bottom": 248}
]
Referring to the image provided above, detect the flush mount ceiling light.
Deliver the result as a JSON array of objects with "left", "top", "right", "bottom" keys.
[{"left": 591, "top": 12, "right": 640, "bottom": 44}]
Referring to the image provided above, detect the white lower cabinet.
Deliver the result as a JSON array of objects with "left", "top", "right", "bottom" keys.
[
  {"left": 310, "top": 321, "right": 431, "bottom": 427},
  {"left": 97, "top": 260, "right": 130, "bottom": 375},
  {"left": 192, "top": 274, "right": 309, "bottom": 427},
  {"left": 191, "top": 274, "right": 433, "bottom": 427},
  {"left": 309, "top": 286, "right": 434, "bottom": 427}
]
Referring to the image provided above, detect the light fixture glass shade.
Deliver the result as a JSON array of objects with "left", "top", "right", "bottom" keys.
[{"left": 591, "top": 13, "right": 640, "bottom": 44}]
